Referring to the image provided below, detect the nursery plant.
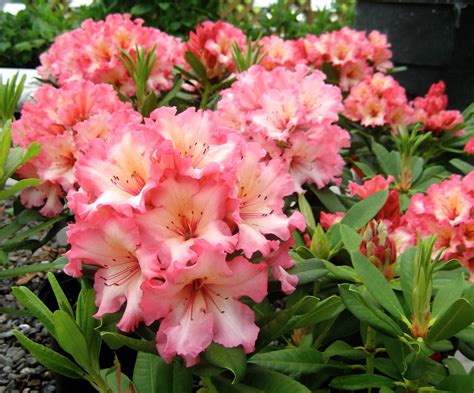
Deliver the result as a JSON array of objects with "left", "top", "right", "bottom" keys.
[{"left": 2, "top": 13, "right": 474, "bottom": 393}]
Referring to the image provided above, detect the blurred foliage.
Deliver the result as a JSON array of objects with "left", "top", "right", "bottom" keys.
[
  {"left": 89, "top": 0, "right": 220, "bottom": 37},
  {"left": 226, "top": 0, "right": 356, "bottom": 39},
  {"left": 0, "top": 0, "right": 98, "bottom": 68}
]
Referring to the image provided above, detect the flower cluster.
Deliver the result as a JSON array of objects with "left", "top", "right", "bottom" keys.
[
  {"left": 217, "top": 64, "right": 350, "bottom": 191},
  {"left": 12, "top": 80, "right": 135, "bottom": 217},
  {"left": 411, "top": 81, "right": 464, "bottom": 132},
  {"left": 257, "top": 35, "right": 305, "bottom": 71},
  {"left": 393, "top": 174, "right": 474, "bottom": 276},
  {"left": 188, "top": 21, "right": 246, "bottom": 80},
  {"left": 343, "top": 73, "right": 413, "bottom": 128},
  {"left": 38, "top": 14, "right": 185, "bottom": 96},
  {"left": 65, "top": 108, "right": 305, "bottom": 365},
  {"left": 301, "top": 27, "right": 393, "bottom": 91}
]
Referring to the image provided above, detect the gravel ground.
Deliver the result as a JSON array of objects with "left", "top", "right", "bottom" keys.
[{"left": 0, "top": 199, "right": 66, "bottom": 393}]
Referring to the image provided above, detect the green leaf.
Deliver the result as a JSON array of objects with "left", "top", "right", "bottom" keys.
[
  {"left": 101, "top": 331, "right": 157, "bottom": 355},
  {"left": 427, "top": 298, "right": 474, "bottom": 344},
  {"left": 76, "top": 282, "right": 101, "bottom": 369},
  {"left": 431, "top": 272, "right": 464, "bottom": 319},
  {"left": 53, "top": 310, "right": 91, "bottom": 372},
  {"left": 249, "top": 347, "right": 338, "bottom": 376},
  {"left": 293, "top": 295, "right": 345, "bottom": 328},
  {"left": 443, "top": 358, "right": 467, "bottom": 376},
  {"left": 46, "top": 272, "right": 74, "bottom": 317},
  {"left": 0, "top": 178, "right": 40, "bottom": 200},
  {"left": 133, "top": 352, "right": 177, "bottom": 393},
  {"left": 399, "top": 247, "right": 416, "bottom": 314},
  {"left": 310, "top": 186, "right": 346, "bottom": 213},
  {"left": 372, "top": 142, "right": 401, "bottom": 177},
  {"left": 449, "top": 158, "right": 474, "bottom": 175},
  {"left": 310, "top": 225, "right": 331, "bottom": 259},
  {"left": 0, "top": 261, "right": 62, "bottom": 278},
  {"left": 211, "top": 376, "right": 263, "bottom": 393},
  {"left": 339, "top": 224, "right": 362, "bottom": 252},
  {"left": 322, "top": 260, "right": 358, "bottom": 282},
  {"left": 322, "top": 341, "right": 367, "bottom": 361},
  {"left": 102, "top": 365, "right": 136, "bottom": 393},
  {"left": 330, "top": 374, "right": 395, "bottom": 390},
  {"left": 243, "top": 365, "right": 311, "bottom": 393},
  {"left": 184, "top": 51, "right": 208, "bottom": 82},
  {"left": 351, "top": 251, "right": 406, "bottom": 321},
  {"left": 204, "top": 343, "right": 247, "bottom": 384},
  {"left": 12, "top": 286, "right": 55, "bottom": 337},
  {"left": 339, "top": 284, "right": 402, "bottom": 338},
  {"left": 436, "top": 375, "right": 474, "bottom": 393},
  {"left": 287, "top": 259, "right": 327, "bottom": 285},
  {"left": 13, "top": 331, "right": 85, "bottom": 379},
  {"left": 298, "top": 193, "right": 315, "bottom": 229},
  {"left": 341, "top": 190, "right": 389, "bottom": 230}
]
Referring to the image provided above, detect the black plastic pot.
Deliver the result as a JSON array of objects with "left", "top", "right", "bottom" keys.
[{"left": 355, "top": 0, "right": 474, "bottom": 109}]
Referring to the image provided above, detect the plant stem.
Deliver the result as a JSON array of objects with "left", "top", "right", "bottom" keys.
[{"left": 365, "top": 326, "right": 376, "bottom": 393}]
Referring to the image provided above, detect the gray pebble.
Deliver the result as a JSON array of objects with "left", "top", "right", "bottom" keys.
[
  {"left": 2, "top": 366, "right": 11, "bottom": 374},
  {"left": 0, "top": 332, "right": 12, "bottom": 339},
  {"left": 42, "top": 385, "right": 56, "bottom": 392},
  {"left": 0, "top": 355, "right": 7, "bottom": 366}
]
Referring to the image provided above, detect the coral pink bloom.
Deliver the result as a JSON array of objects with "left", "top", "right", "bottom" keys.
[
  {"left": 135, "top": 174, "right": 237, "bottom": 267},
  {"left": 320, "top": 211, "right": 345, "bottom": 230},
  {"left": 21, "top": 181, "right": 65, "bottom": 218},
  {"left": 232, "top": 144, "right": 305, "bottom": 258},
  {"left": 65, "top": 211, "right": 155, "bottom": 332},
  {"left": 349, "top": 175, "right": 394, "bottom": 199},
  {"left": 150, "top": 107, "right": 240, "bottom": 178},
  {"left": 73, "top": 123, "right": 162, "bottom": 218},
  {"left": 266, "top": 239, "right": 299, "bottom": 294},
  {"left": 258, "top": 35, "right": 305, "bottom": 71},
  {"left": 187, "top": 21, "right": 246, "bottom": 80},
  {"left": 141, "top": 242, "right": 268, "bottom": 366}
]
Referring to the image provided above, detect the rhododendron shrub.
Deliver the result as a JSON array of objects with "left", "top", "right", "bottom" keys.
[
  {"left": 38, "top": 14, "right": 185, "bottom": 96},
  {"left": 12, "top": 80, "right": 137, "bottom": 216},
  {"left": 65, "top": 108, "right": 304, "bottom": 364},
  {"left": 9, "top": 17, "right": 474, "bottom": 393},
  {"left": 217, "top": 64, "right": 350, "bottom": 191}
]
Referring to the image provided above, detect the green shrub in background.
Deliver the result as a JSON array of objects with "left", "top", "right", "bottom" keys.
[
  {"left": 0, "top": 0, "right": 98, "bottom": 68},
  {"left": 228, "top": 0, "right": 356, "bottom": 39}
]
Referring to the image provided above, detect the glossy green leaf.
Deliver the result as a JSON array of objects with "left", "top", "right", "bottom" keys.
[
  {"left": 0, "top": 261, "right": 62, "bottom": 278},
  {"left": 132, "top": 352, "right": 174, "bottom": 393},
  {"left": 341, "top": 190, "right": 389, "bottom": 230},
  {"left": 339, "top": 284, "right": 402, "bottom": 338},
  {"left": 102, "top": 365, "right": 136, "bottom": 393},
  {"left": 211, "top": 376, "right": 263, "bottom": 393},
  {"left": 249, "top": 347, "right": 335, "bottom": 376},
  {"left": 287, "top": 259, "right": 327, "bottom": 285},
  {"left": 244, "top": 366, "right": 310, "bottom": 393},
  {"left": 330, "top": 374, "right": 395, "bottom": 390},
  {"left": 12, "top": 286, "right": 55, "bottom": 337},
  {"left": 310, "top": 186, "right": 346, "bottom": 213},
  {"left": 298, "top": 192, "right": 315, "bottom": 229},
  {"left": 293, "top": 295, "right": 345, "bottom": 328},
  {"left": 399, "top": 247, "right": 416, "bottom": 314},
  {"left": 76, "top": 282, "right": 101, "bottom": 369},
  {"left": 339, "top": 224, "right": 362, "bottom": 252},
  {"left": 46, "top": 272, "right": 74, "bottom": 317},
  {"left": 101, "top": 331, "right": 157, "bottom": 354},
  {"left": 53, "top": 310, "right": 91, "bottom": 371},
  {"left": 322, "top": 341, "right": 367, "bottom": 361},
  {"left": 13, "top": 330, "right": 84, "bottom": 378},
  {"left": 0, "top": 178, "right": 40, "bottom": 200},
  {"left": 427, "top": 298, "right": 474, "bottom": 344},
  {"left": 204, "top": 343, "right": 247, "bottom": 384},
  {"left": 436, "top": 375, "right": 474, "bottom": 393},
  {"left": 431, "top": 272, "right": 464, "bottom": 319},
  {"left": 351, "top": 251, "right": 406, "bottom": 321},
  {"left": 184, "top": 51, "right": 208, "bottom": 82},
  {"left": 310, "top": 225, "right": 331, "bottom": 259}
]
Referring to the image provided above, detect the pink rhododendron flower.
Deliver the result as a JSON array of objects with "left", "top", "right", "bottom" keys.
[
  {"left": 39, "top": 14, "right": 185, "bottom": 96},
  {"left": 411, "top": 81, "right": 464, "bottom": 132},
  {"left": 344, "top": 73, "right": 413, "bottom": 128},
  {"left": 465, "top": 136, "right": 474, "bottom": 154},
  {"left": 12, "top": 81, "right": 135, "bottom": 217},
  {"left": 258, "top": 35, "right": 306, "bottom": 71},
  {"left": 395, "top": 175, "right": 474, "bottom": 276},
  {"left": 65, "top": 106, "right": 303, "bottom": 362},
  {"left": 187, "top": 21, "right": 246, "bottom": 80},
  {"left": 217, "top": 64, "right": 350, "bottom": 191},
  {"left": 141, "top": 242, "right": 267, "bottom": 366},
  {"left": 65, "top": 209, "right": 154, "bottom": 332},
  {"left": 300, "top": 27, "right": 392, "bottom": 90}
]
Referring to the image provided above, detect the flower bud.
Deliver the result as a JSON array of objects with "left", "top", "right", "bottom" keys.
[{"left": 360, "top": 220, "right": 396, "bottom": 280}]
